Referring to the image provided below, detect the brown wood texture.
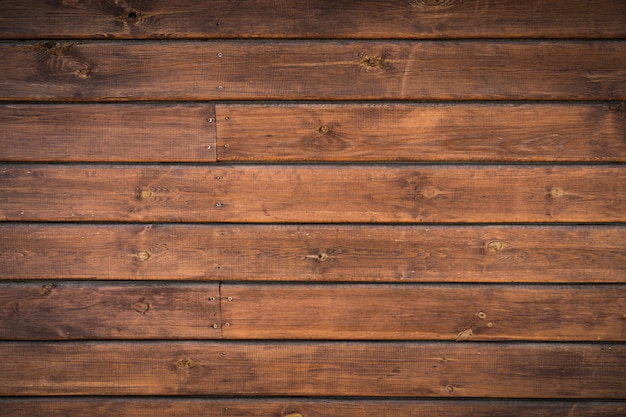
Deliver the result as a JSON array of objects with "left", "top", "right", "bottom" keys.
[
  {"left": 2, "top": 224, "right": 624, "bottom": 282},
  {"left": 1, "top": 165, "right": 624, "bottom": 223},
  {"left": 0, "top": 282, "right": 221, "bottom": 340},
  {"left": 1, "top": 0, "right": 625, "bottom": 39},
  {"left": 1, "top": 41, "right": 625, "bottom": 101},
  {"left": 0, "top": 104, "right": 216, "bottom": 162},
  {"left": 2, "top": 398, "right": 625, "bottom": 417},
  {"left": 220, "top": 284, "right": 626, "bottom": 341},
  {"left": 0, "top": 342, "right": 623, "bottom": 397},
  {"left": 2, "top": 282, "right": 622, "bottom": 341},
  {"left": 216, "top": 103, "right": 626, "bottom": 162}
]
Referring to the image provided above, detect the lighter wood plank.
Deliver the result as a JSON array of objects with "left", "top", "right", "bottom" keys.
[
  {"left": 0, "top": 104, "right": 216, "bottom": 162},
  {"left": 1, "top": 398, "right": 624, "bottom": 417},
  {"left": 1, "top": 0, "right": 625, "bottom": 39},
  {"left": 0, "top": 282, "right": 221, "bottom": 340},
  {"left": 1, "top": 224, "right": 624, "bottom": 282},
  {"left": 1, "top": 41, "right": 625, "bottom": 101},
  {"left": 0, "top": 342, "right": 623, "bottom": 398},
  {"left": 1, "top": 165, "right": 624, "bottom": 222},
  {"left": 220, "top": 284, "right": 626, "bottom": 341},
  {"left": 216, "top": 103, "right": 626, "bottom": 162}
]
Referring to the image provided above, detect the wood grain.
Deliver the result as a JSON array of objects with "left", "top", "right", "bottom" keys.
[
  {"left": 0, "top": 342, "right": 623, "bottom": 397},
  {"left": 0, "top": 104, "right": 216, "bottom": 162},
  {"left": 1, "top": 0, "right": 625, "bottom": 39},
  {"left": 1, "top": 398, "right": 624, "bottom": 417},
  {"left": 1, "top": 165, "right": 624, "bottom": 223},
  {"left": 216, "top": 103, "right": 626, "bottom": 162},
  {"left": 2, "top": 224, "right": 624, "bottom": 282},
  {"left": 220, "top": 284, "right": 626, "bottom": 341},
  {"left": 0, "top": 282, "right": 221, "bottom": 340},
  {"left": 1, "top": 41, "right": 625, "bottom": 101}
]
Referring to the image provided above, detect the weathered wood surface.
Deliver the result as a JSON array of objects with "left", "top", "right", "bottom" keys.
[
  {"left": 1, "top": 0, "right": 625, "bottom": 39},
  {"left": 220, "top": 284, "right": 626, "bottom": 341},
  {"left": 0, "top": 342, "right": 623, "bottom": 398},
  {"left": 4, "top": 281, "right": 621, "bottom": 341},
  {"left": 216, "top": 103, "right": 626, "bottom": 162},
  {"left": 2, "top": 224, "right": 624, "bottom": 282},
  {"left": 0, "top": 282, "right": 221, "bottom": 340},
  {"left": 0, "top": 104, "right": 216, "bottom": 162},
  {"left": 1, "top": 165, "right": 624, "bottom": 223},
  {"left": 2, "top": 398, "right": 625, "bottom": 417},
  {"left": 1, "top": 41, "right": 625, "bottom": 101}
]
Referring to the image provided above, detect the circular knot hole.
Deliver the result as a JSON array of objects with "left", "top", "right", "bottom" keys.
[
  {"left": 484, "top": 240, "right": 505, "bottom": 254},
  {"left": 477, "top": 311, "right": 487, "bottom": 319},
  {"left": 318, "top": 125, "right": 330, "bottom": 134}
]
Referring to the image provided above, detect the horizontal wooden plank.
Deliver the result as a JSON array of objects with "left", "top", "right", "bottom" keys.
[
  {"left": 0, "top": 282, "right": 221, "bottom": 340},
  {"left": 2, "top": 282, "right": 622, "bottom": 341},
  {"left": 0, "top": 104, "right": 216, "bottom": 162},
  {"left": 1, "top": 0, "right": 625, "bottom": 39},
  {"left": 1, "top": 41, "right": 625, "bottom": 101},
  {"left": 216, "top": 103, "right": 626, "bottom": 162},
  {"left": 220, "top": 284, "right": 626, "bottom": 341},
  {"left": 2, "top": 398, "right": 625, "bottom": 417},
  {"left": 1, "top": 224, "right": 624, "bottom": 282},
  {"left": 0, "top": 342, "right": 623, "bottom": 397},
  {"left": 1, "top": 165, "right": 624, "bottom": 223}
]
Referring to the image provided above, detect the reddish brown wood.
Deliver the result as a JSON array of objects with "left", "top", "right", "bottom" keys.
[
  {"left": 0, "top": 104, "right": 216, "bottom": 162},
  {"left": 1, "top": 224, "right": 624, "bottom": 282},
  {"left": 1, "top": 41, "right": 625, "bottom": 101},
  {"left": 220, "top": 284, "right": 626, "bottom": 341},
  {"left": 1, "top": 165, "right": 624, "bottom": 223},
  {"left": 0, "top": 282, "right": 221, "bottom": 340},
  {"left": 0, "top": 342, "right": 623, "bottom": 398},
  {"left": 216, "top": 103, "right": 626, "bottom": 162},
  {"left": 1, "top": 398, "right": 624, "bottom": 417},
  {"left": 1, "top": 0, "right": 625, "bottom": 39}
]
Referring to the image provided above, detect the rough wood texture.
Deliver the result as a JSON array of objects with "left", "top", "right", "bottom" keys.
[
  {"left": 220, "top": 284, "right": 626, "bottom": 341},
  {"left": 1, "top": 0, "right": 625, "bottom": 39},
  {"left": 1, "top": 165, "right": 624, "bottom": 223},
  {"left": 1, "top": 41, "right": 625, "bottom": 101},
  {"left": 0, "top": 104, "right": 216, "bottom": 162},
  {"left": 0, "top": 282, "right": 221, "bottom": 340},
  {"left": 216, "top": 103, "right": 626, "bottom": 162},
  {"left": 2, "top": 282, "right": 622, "bottom": 341},
  {"left": 2, "top": 224, "right": 624, "bottom": 282},
  {"left": 2, "top": 398, "right": 625, "bottom": 417},
  {"left": 0, "top": 342, "right": 623, "bottom": 398}
]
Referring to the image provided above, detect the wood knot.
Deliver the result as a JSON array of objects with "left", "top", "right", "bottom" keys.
[
  {"left": 416, "top": 186, "right": 440, "bottom": 199},
  {"left": 445, "top": 384, "right": 456, "bottom": 393},
  {"left": 285, "top": 413, "right": 303, "bottom": 417},
  {"left": 477, "top": 311, "right": 487, "bottom": 319},
  {"left": 549, "top": 188, "right": 567, "bottom": 198},
  {"left": 131, "top": 300, "right": 150, "bottom": 314},
  {"left": 307, "top": 251, "right": 329, "bottom": 262},
  {"left": 455, "top": 328, "right": 473, "bottom": 341},
  {"left": 484, "top": 240, "right": 505, "bottom": 254},
  {"left": 174, "top": 358, "right": 198, "bottom": 369},
  {"left": 135, "top": 250, "right": 151, "bottom": 261},
  {"left": 318, "top": 125, "right": 330, "bottom": 134},
  {"left": 39, "top": 283, "right": 56, "bottom": 296},
  {"left": 116, "top": 8, "right": 146, "bottom": 24},
  {"left": 140, "top": 190, "right": 153, "bottom": 199},
  {"left": 29, "top": 42, "right": 76, "bottom": 56},
  {"left": 358, "top": 52, "right": 391, "bottom": 73}
]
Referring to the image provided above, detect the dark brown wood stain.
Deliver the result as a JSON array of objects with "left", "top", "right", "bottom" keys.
[{"left": 0, "top": 1, "right": 624, "bottom": 415}]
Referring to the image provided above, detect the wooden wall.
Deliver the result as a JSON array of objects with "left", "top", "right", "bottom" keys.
[{"left": 1, "top": 1, "right": 625, "bottom": 415}]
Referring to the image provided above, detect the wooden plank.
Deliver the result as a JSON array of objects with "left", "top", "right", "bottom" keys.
[
  {"left": 1, "top": 0, "right": 625, "bottom": 39},
  {"left": 1, "top": 224, "right": 624, "bottom": 282},
  {"left": 1, "top": 41, "right": 625, "bottom": 101},
  {"left": 2, "top": 282, "right": 622, "bottom": 341},
  {"left": 0, "top": 282, "right": 221, "bottom": 340},
  {"left": 0, "top": 104, "right": 216, "bottom": 162},
  {"left": 220, "top": 284, "right": 626, "bottom": 341},
  {"left": 2, "top": 398, "right": 625, "bottom": 417},
  {"left": 216, "top": 103, "right": 626, "bottom": 162},
  {"left": 0, "top": 342, "right": 623, "bottom": 397},
  {"left": 1, "top": 165, "right": 624, "bottom": 223}
]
